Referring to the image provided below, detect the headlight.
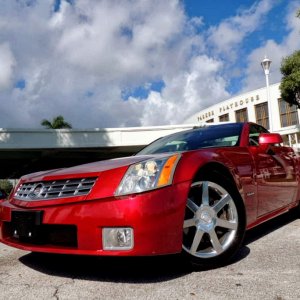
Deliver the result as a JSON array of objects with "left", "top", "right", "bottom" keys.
[{"left": 115, "top": 154, "right": 180, "bottom": 196}]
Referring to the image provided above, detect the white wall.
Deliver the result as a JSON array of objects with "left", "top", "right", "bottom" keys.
[{"left": 0, "top": 124, "right": 197, "bottom": 149}]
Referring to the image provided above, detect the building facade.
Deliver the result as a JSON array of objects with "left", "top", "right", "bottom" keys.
[{"left": 184, "top": 83, "right": 300, "bottom": 149}]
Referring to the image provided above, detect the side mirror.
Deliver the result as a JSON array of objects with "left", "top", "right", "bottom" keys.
[{"left": 259, "top": 133, "right": 283, "bottom": 145}]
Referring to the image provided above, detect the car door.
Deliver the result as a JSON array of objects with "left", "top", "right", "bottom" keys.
[{"left": 248, "top": 124, "right": 298, "bottom": 217}]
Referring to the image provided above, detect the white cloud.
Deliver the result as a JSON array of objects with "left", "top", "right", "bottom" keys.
[
  {"left": 54, "top": 0, "right": 186, "bottom": 85},
  {"left": 0, "top": 0, "right": 204, "bottom": 128},
  {"left": 0, "top": 0, "right": 298, "bottom": 129},
  {"left": 243, "top": 1, "right": 300, "bottom": 91},
  {"left": 0, "top": 43, "right": 16, "bottom": 90},
  {"left": 207, "top": 0, "right": 272, "bottom": 59},
  {"left": 136, "top": 55, "right": 229, "bottom": 125}
]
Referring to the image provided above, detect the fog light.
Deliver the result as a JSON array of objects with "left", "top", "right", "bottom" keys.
[{"left": 102, "top": 227, "right": 134, "bottom": 250}]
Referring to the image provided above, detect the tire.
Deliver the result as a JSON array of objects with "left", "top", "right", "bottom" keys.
[{"left": 182, "top": 172, "right": 246, "bottom": 268}]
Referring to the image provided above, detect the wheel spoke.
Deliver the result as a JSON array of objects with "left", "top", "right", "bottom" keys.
[
  {"left": 187, "top": 198, "right": 199, "bottom": 213},
  {"left": 201, "top": 181, "right": 209, "bottom": 206},
  {"left": 190, "top": 229, "right": 204, "bottom": 254},
  {"left": 209, "top": 229, "right": 223, "bottom": 254},
  {"left": 183, "top": 218, "right": 195, "bottom": 228},
  {"left": 213, "top": 194, "right": 231, "bottom": 213},
  {"left": 216, "top": 218, "right": 238, "bottom": 230}
]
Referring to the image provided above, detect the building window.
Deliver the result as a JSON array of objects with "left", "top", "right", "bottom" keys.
[
  {"left": 255, "top": 102, "right": 269, "bottom": 129},
  {"left": 219, "top": 114, "right": 229, "bottom": 122},
  {"left": 235, "top": 108, "right": 248, "bottom": 122},
  {"left": 278, "top": 99, "right": 299, "bottom": 127},
  {"left": 206, "top": 119, "right": 214, "bottom": 123}
]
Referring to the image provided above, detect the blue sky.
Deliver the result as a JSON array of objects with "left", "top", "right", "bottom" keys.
[
  {"left": 185, "top": 0, "right": 289, "bottom": 44},
  {"left": 184, "top": 0, "right": 294, "bottom": 94},
  {"left": 0, "top": 0, "right": 299, "bottom": 128}
]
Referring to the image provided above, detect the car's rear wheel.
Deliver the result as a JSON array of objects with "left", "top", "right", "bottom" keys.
[{"left": 182, "top": 174, "right": 246, "bottom": 268}]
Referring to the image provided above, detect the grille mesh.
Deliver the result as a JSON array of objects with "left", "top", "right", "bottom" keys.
[{"left": 15, "top": 177, "right": 97, "bottom": 201}]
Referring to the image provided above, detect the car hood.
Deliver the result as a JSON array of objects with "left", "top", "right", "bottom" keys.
[{"left": 21, "top": 154, "right": 169, "bottom": 182}]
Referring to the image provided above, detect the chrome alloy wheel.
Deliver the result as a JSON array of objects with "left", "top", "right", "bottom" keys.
[{"left": 183, "top": 181, "right": 239, "bottom": 258}]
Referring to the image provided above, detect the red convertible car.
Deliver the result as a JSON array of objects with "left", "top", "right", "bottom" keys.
[{"left": 0, "top": 122, "right": 299, "bottom": 267}]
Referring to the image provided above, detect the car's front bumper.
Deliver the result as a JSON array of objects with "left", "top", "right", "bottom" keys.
[{"left": 0, "top": 182, "right": 190, "bottom": 256}]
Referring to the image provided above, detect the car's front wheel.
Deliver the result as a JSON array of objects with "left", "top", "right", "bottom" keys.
[{"left": 182, "top": 175, "right": 246, "bottom": 268}]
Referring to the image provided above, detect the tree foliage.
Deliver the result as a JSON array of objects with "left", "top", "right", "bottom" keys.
[
  {"left": 279, "top": 10, "right": 300, "bottom": 108},
  {"left": 0, "top": 179, "right": 13, "bottom": 195},
  {"left": 279, "top": 50, "right": 300, "bottom": 108},
  {"left": 41, "top": 115, "right": 72, "bottom": 129}
]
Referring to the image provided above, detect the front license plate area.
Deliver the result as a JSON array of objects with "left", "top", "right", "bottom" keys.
[{"left": 11, "top": 210, "right": 43, "bottom": 241}]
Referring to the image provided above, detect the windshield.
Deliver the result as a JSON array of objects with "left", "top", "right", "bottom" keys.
[{"left": 137, "top": 123, "right": 243, "bottom": 155}]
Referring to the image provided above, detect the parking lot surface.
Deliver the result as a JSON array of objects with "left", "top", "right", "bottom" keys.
[{"left": 0, "top": 210, "right": 299, "bottom": 300}]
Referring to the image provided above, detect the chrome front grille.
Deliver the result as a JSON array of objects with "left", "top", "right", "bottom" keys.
[{"left": 15, "top": 177, "right": 97, "bottom": 201}]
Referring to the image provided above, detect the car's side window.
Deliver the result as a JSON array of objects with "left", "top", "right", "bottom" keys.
[{"left": 249, "top": 124, "right": 268, "bottom": 146}]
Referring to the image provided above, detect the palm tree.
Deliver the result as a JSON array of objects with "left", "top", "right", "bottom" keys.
[{"left": 41, "top": 115, "right": 72, "bottom": 129}]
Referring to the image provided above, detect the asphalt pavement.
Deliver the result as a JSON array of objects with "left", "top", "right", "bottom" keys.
[{"left": 0, "top": 209, "right": 299, "bottom": 300}]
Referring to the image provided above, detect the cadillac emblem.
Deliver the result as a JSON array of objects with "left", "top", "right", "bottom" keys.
[{"left": 29, "top": 183, "right": 44, "bottom": 199}]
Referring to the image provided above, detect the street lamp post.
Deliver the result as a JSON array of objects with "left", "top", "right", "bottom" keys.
[{"left": 261, "top": 56, "right": 273, "bottom": 132}]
